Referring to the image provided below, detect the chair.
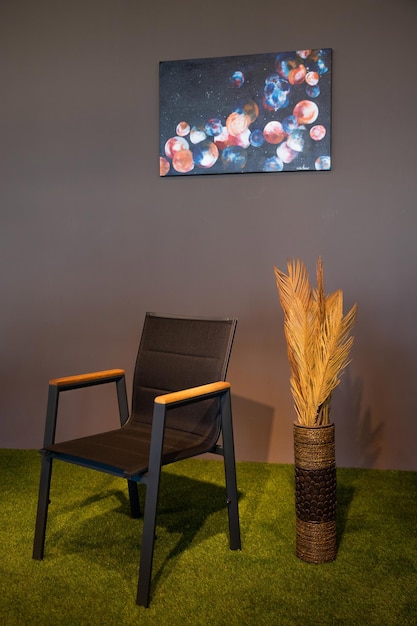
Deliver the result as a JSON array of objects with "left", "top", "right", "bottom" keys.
[{"left": 32, "top": 313, "right": 240, "bottom": 607}]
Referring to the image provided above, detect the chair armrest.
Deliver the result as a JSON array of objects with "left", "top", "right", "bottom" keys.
[
  {"left": 42, "top": 369, "right": 129, "bottom": 447},
  {"left": 154, "top": 381, "right": 230, "bottom": 407},
  {"left": 49, "top": 369, "right": 126, "bottom": 390}
]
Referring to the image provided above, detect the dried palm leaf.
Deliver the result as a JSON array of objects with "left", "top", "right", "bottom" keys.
[{"left": 274, "top": 258, "right": 357, "bottom": 426}]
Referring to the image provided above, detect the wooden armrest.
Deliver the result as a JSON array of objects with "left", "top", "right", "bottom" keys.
[
  {"left": 50, "top": 369, "right": 125, "bottom": 388},
  {"left": 154, "top": 381, "right": 230, "bottom": 406}
]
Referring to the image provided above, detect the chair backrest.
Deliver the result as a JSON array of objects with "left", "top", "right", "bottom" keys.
[{"left": 130, "top": 313, "right": 237, "bottom": 444}]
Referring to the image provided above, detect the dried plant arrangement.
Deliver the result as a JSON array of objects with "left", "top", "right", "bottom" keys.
[{"left": 274, "top": 258, "right": 357, "bottom": 426}]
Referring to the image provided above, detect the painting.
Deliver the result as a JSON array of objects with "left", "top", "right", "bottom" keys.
[{"left": 159, "top": 49, "right": 332, "bottom": 177}]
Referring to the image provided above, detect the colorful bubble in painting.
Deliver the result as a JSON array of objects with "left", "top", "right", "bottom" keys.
[
  {"left": 293, "top": 100, "right": 319, "bottom": 125},
  {"left": 159, "top": 48, "right": 331, "bottom": 175},
  {"left": 296, "top": 50, "right": 311, "bottom": 60},
  {"left": 160, "top": 157, "right": 170, "bottom": 176},
  {"left": 222, "top": 146, "right": 247, "bottom": 170},
  {"left": 263, "top": 75, "right": 290, "bottom": 111},
  {"left": 205, "top": 118, "right": 223, "bottom": 137},
  {"left": 189, "top": 126, "right": 206, "bottom": 144},
  {"left": 277, "top": 141, "right": 298, "bottom": 164},
  {"left": 263, "top": 121, "right": 286, "bottom": 144},
  {"left": 226, "top": 111, "right": 249, "bottom": 137},
  {"left": 249, "top": 128, "right": 265, "bottom": 147},
  {"left": 315, "top": 156, "right": 331, "bottom": 170},
  {"left": 193, "top": 140, "right": 219, "bottom": 168},
  {"left": 164, "top": 136, "right": 189, "bottom": 159},
  {"left": 288, "top": 64, "right": 306, "bottom": 85},
  {"left": 306, "top": 85, "right": 320, "bottom": 98},
  {"left": 176, "top": 121, "right": 190, "bottom": 137},
  {"left": 287, "top": 129, "right": 307, "bottom": 152},
  {"left": 172, "top": 149, "right": 194, "bottom": 173},
  {"left": 310, "top": 125, "right": 326, "bottom": 141},
  {"left": 230, "top": 71, "right": 244, "bottom": 88},
  {"left": 214, "top": 126, "right": 250, "bottom": 150},
  {"left": 263, "top": 156, "right": 284, "bottom": 172},
  {"left": 275, "top": 52, "right": 300, "bottom": 79},
  {"left": 282, "top": 115, "right": 299, "bottom": 133},
  {"left": 242, "top": 100, "right": 259, "bottom": 124},
  {"left": 305, "top": 71, "right": 319, "bottom": 86}
]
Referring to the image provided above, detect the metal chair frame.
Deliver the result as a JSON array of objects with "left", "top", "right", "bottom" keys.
[{"left": 33, "top": 314, "right": 240, "bottom": 607}]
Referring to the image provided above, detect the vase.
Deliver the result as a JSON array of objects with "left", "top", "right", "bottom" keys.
[{"left": 293, "top": 421, "right": 337, "bottom": 563}]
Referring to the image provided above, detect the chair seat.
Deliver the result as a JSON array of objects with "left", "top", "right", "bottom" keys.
[{"left": 46, "top": 422, "right": 216, "bottom": 478}]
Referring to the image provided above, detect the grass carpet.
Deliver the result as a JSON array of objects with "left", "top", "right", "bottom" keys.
[{"left": 0, "top": 450, "right": 416, "bottom": 625}]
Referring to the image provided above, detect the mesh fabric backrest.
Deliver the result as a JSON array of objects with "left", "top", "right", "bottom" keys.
[{"left": 131, "top": 314, "right": 236, "bottom": 440}]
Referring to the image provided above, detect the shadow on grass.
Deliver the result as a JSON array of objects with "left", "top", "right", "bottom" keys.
[
  {"left": 149, "top": 472, "right": 244, "bottom": 594},
  {"left": 46, "top": 469, "right": 245, "bottom": 593},
  {"left": 336, "top": 478, "right": 355, "bottom": 547}
]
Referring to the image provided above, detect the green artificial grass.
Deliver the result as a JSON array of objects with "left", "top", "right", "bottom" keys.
[{"left": 0, "top": 450, "right": 416, "bottom": 625}]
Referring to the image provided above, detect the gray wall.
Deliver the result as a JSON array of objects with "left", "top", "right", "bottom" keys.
[{"left": 1, "top": 0, "right": 416, "bottom": 470}]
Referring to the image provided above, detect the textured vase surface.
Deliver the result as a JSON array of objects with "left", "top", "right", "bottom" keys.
[{"left": 293, "top": 421, "right": 337, "bottom": 563}]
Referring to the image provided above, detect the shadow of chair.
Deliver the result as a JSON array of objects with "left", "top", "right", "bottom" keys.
[
  {"left": 45, "top": 469, "right": 237, "bottom": 591},
  {"left": 33, "top": 313, "right": 241, "bottom": 607}
]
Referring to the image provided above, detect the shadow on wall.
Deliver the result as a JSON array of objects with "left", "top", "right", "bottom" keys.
[
  {"left": 333, "top": 371, "right": 384, "bottom": 468},
  {"left": 231, "top": 394, "right": 275, "bottom": 463}
]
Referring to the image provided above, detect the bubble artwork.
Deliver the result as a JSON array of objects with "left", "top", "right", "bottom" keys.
[{"left": 159, "top": 49, "right": 331, "bottom": 176}]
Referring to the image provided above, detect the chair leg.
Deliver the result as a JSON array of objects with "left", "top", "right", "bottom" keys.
[
  {"left": 136, "top": 473, "right": 160, "bottom": 607},
  {"left": 127, "top": 479, "right": 141, "bottom": 518},
  {"left": 221, "top": 390, "right": 241, "bottom": 551},
  {"left": 33, "top": 454, "right": 53, "bottom": 560},
  {"left": 136, "top": 402, "right": 166, "bottom": 607},
  {"left": 224, "top": 460, "right": 241, "bottom": 551}
]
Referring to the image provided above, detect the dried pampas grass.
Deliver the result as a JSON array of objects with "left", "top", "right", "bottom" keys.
[{"left": 274, "top": 258, "right": 357, "bottom": 426}]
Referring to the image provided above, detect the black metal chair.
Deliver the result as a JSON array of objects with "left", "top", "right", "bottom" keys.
[{"left": 33, "top": 313, "right": 240, "bottom": 607}]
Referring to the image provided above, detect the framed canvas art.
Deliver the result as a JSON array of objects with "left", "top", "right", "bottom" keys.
[{"left": 160, "top": 48, "right": 332, "bottom": 177}]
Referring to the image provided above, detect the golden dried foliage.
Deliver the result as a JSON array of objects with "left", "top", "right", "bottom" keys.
[{"left": 274, "top": 258, "right": 357, "bottom": 426}]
